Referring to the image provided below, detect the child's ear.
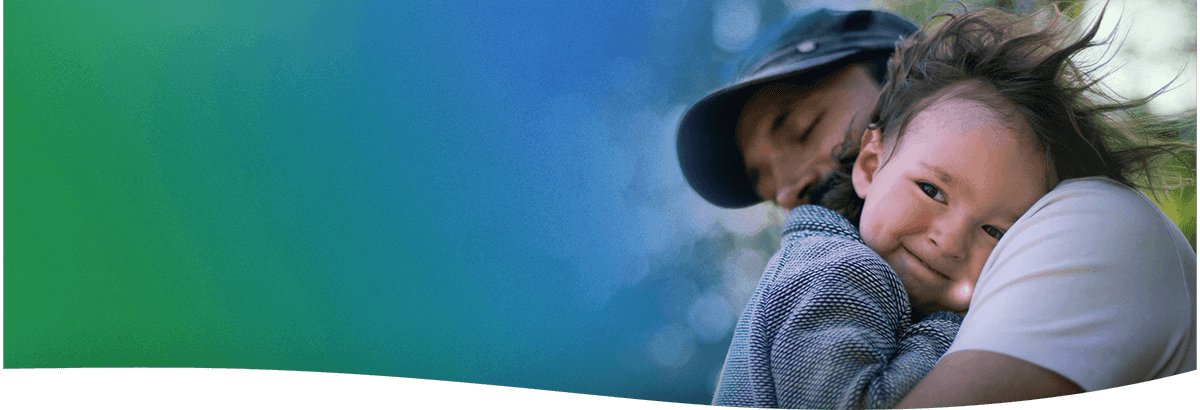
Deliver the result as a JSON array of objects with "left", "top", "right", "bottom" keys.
[{"left": 852, "top": 127, "right": 883, "bottom": 200}]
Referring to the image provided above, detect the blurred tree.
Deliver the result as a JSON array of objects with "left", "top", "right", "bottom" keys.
[{"left": 1146, "top": 112, "right": 1197, "bottom": 249}]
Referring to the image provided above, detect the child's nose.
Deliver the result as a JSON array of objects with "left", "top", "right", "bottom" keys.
[{"left": 929, "top": 217, "right": 970, "bottom": 260}]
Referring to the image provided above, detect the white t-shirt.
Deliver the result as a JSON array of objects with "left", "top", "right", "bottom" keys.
[{"left": 946, "top": 177, "right": 1196, "bottom": 391}]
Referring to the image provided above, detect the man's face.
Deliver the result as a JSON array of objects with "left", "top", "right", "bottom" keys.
[{"left": 734, "top": 64, "right": 881, "bottom": 210}]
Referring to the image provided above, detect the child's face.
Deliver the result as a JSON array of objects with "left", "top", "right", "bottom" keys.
[{"left": 852, "top": 98, "right": 1050, "bottom": 316}]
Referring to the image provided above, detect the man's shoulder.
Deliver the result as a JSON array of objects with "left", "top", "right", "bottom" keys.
[
  {"left": 780, "top": 232, "right": 879, "bottom": 267},
  {"left": 1043, "top": 177, "right": 1159, "bottom": 214},
  {"left": 770, "top": 219, "right": 895, "bottom": 296},
  {"left": 959, "top": 176, "right": 1195, "bottom": 392},
  {"left": 1027, "top": 177, "right": 1189, "bottom": 244},
  {"left": 760, "top": 213, "right": 908, "bottom": 329},
  {"left": 782, "top": 205, "right": 861, "bottom": 240},
  {"left": 778, "top": 205, "right": 880, "bottom": 266}
]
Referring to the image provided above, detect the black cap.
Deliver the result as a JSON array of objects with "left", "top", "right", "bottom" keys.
[{"left": 676, "top": 9, "right": 918, "bottom": 208}]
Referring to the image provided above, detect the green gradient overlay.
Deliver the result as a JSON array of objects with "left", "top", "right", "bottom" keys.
[
  {"left": 6, "top": 1, "right": 476, "bottom": 376},
  {"left": 6, "top": 0, "right": 687, "bottom": 400}
]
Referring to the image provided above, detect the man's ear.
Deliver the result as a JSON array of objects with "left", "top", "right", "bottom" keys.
[{"left": 852, "top": 127, "right": 883, "bottom": 200}]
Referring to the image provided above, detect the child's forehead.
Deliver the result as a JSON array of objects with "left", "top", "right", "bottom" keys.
[
  {"left": 931, "top": 81, "right": 1032, "bottom": 135},
  {"left": 904, "top": 101, "right": 1007, "bottom": 146},
  {"left": 891, "top": 96, "right": 1056, "bottom": 190},
  {"left": 895, "top": 92, "right": 1038, "bottom": 151},
  {"left": 891, "top": 99, "right": 995, "bottom": 146},
  {"left": 884, "top": 97, "right": 1046, "bottom": 175},
  {"left": 914, "top": 98, "right": 997, "bottom": 127}
]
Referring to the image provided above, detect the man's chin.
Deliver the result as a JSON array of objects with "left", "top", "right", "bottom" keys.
[{"left": 806, "top": 173, "right": 839, "bottom": 208}]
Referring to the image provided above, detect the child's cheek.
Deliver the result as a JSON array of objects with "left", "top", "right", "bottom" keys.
[
  {"left": 858, "top": 206, "right": 885, "bottom": 252},
  {"left": 889, "top": 189, "right": 928, "bottom": 237}
]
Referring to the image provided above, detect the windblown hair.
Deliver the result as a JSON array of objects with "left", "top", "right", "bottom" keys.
[{"left": 821, "top": 4, "right": 1196, "bottom": 225}]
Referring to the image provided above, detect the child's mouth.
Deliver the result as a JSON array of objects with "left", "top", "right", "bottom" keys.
[{"left": 907, "top": 247, "right": 951, "bottom": 281}]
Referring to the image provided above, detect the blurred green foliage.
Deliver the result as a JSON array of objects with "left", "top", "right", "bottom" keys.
[
  {"left": 1147, "top": 143, "right": 1197, "bottom": 249},
  {"left": 1152, "top": 184, "right": 1197, "bottom": 249}
]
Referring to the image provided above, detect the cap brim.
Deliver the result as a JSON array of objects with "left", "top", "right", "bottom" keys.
[{"left": 675, "top": 49, "right": 859, "bottom": 209}]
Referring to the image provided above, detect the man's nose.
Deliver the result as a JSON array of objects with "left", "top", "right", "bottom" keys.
[{"left": 774, "top": 181, "right": 809, "bottom": 210}]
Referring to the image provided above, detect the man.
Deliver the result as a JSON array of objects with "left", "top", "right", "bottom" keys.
[
  {"left": 676, "top": 8, "right": 1173, "bottom": 407},
  {"left": 677, "top": 9, "right": 911, "bottom": 211}
]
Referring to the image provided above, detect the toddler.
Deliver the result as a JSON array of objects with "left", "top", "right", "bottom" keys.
[{"left": 713, "top": 6, "right": 1193, "bottom": 410}]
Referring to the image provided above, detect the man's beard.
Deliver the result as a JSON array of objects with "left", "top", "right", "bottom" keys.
[{"left": 806, "top": 172, "right": 840, "bottom": 208}]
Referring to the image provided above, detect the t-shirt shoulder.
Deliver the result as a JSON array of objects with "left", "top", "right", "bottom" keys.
[{"left": 948, "top": 177, "right": 1196, "bottom": 391}]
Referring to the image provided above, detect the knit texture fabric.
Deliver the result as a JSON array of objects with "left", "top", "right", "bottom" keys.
[{"left": 713, "top": 205, "right": 961, "bottom": 409}]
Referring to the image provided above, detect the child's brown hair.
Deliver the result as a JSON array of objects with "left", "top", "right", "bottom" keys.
[{"left": 821, "top": 4, "right": 1196, "bottom": 225}]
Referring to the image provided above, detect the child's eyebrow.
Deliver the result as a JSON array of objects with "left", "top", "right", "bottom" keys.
[
  {"left": 1001, "top": 210, "right": 1023, "bottom": 224},
  {"left": 919, "top": 162, "right": 956, "bottom": 186},
  {"left": 919, "top": 161, "right": 1026, "bottom": 224}
]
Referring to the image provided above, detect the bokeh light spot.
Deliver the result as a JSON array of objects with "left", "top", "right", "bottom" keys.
[
  {"left": 687, "top": 291, "right": 735, "bottom": 343},
  {"left": 647, "top": 324, "right": 698, "bottom": 368},
  {"left": 716, "top": 203, "right": 772, "bottom": 237},
  {"left": 713, "top": 0, "right": 760, "bottom": 52}
]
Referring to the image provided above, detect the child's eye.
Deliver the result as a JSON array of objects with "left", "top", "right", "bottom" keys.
[
  {"left": 917, "top": 182, "right": 945, "bottom": 202},
  {"left": 982, "top": 225, "right": 1004, "bottom": 240}
]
